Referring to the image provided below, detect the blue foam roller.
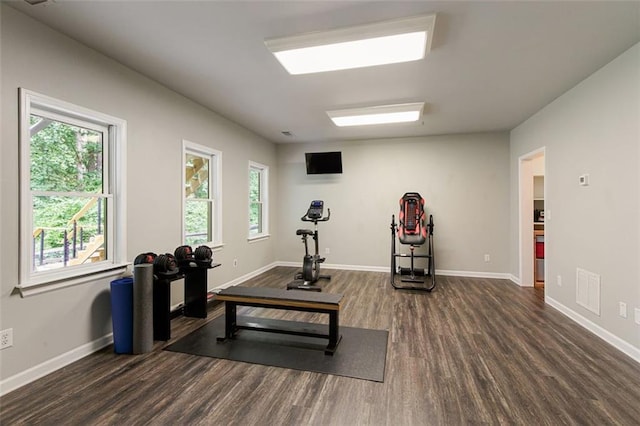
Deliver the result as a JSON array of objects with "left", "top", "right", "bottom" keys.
[{"left": 110, "top": 277, "right": 133, "bottom": 354}]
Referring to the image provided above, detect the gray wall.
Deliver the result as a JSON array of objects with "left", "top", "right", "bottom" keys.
[
  {"left": 276, "top": 133, "right": 510, "bottom": 275},
  {"left": 510, "top": 42, "right": 640, "bottom": 351},
  {"left": 0, "top": 6, "right": 277, "bottom": 383}
]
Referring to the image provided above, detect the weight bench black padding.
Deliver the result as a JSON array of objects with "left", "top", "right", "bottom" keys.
[{"left": 215, "top": 286, "right": 343, "bottom": 355}]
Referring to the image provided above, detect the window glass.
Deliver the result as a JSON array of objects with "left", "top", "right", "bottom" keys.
[
  {"left": 19, "top": 89, "right": 126, "bottom": 289},
  {"left": 183, "top": 142, "right": 221, "bottom": 247},
  {"left": 249, "top": 162, "right": 268, "bottom": 238}
]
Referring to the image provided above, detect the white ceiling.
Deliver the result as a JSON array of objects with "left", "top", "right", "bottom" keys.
[{"left": 8, "top": 1, "right": 640, "bottom": 144}]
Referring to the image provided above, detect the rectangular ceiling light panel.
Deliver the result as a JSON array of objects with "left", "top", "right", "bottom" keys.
[
  {"left": 327, "top": 103, "right": 424, "bottom": 127},
  {"left": 265, "top": 14, "right": 436, "bottom": 75}
]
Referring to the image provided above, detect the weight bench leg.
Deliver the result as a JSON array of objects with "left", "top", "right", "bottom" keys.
[
  {"left": 217, "top": 301, "right": 237, "bottom": 342},
  {"left": 325, "top": 310, "right": 341, "bottom": 355}
]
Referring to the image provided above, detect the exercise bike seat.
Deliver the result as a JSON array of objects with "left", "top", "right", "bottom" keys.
[{"left": 296, "top": 229, "right": 313, "bottom": 236}]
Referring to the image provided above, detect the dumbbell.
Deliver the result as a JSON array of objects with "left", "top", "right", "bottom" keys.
[
  {"left": 153, "top": 253, "right": 179, "bottom": 274},
  {"left": 133, "top": 252, "right": 157, "bottom": 265},
  {"left": 193, "top": 245, "right": 213, "bottom": 267},
  {"left": 175, "top": 245, "right": 198, "bottom": 268}
]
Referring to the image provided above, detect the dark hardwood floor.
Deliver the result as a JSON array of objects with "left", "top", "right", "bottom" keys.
[{"left": 2, "top": 267, "right": 640, "bottom": 425}]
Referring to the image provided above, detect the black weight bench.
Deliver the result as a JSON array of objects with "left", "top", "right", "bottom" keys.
[{"left": 215, "top": 286, "right": 343, "bottom": 355}]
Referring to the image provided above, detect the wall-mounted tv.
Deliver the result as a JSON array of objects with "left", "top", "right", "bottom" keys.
[{"left": 305, "top": 151, "right": 343, "bottom": 175}]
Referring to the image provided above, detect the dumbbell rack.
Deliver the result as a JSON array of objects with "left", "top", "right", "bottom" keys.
[{"left": 152, "top": 262, "right": 221, "bottom": 341}]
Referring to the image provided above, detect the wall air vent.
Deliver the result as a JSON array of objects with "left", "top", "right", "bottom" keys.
[{"left": 576, "top": 267, "right": 600, "bottom": 315}]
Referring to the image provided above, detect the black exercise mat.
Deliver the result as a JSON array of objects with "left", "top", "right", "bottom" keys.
[{"left": 165, "top": 315, "right": 388, "bottom": 382}]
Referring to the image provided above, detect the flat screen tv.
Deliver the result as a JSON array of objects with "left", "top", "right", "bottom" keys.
[{"left": 305, "top": 152, "right": 343, "bottom": 175}]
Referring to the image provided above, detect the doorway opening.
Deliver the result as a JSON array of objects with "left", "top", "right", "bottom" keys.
[{"left": 518, "top": 148, "right": 545, "bottom": 291}]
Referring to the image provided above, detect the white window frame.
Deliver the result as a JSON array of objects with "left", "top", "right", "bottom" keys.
[
  {"left": 182, "top": 140, "right": 222, "bottom": 248},
  {"left": 248, "top": 161, "right": 269, "bottom": 240},
  {"left": 18, "top": 89, "right": 127, "bottom": 295}
]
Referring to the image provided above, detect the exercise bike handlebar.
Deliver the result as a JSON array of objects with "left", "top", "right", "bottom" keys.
[{"left": 301, "top": 208, "right": 331, "bottom": 223}]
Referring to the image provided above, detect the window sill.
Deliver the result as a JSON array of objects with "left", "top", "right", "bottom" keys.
[
  {"left": 248, "top": 234, "right": 270, "bottom": 243},
  {"left": 15, "top": 263, "right": 129, "bottom": 297}
]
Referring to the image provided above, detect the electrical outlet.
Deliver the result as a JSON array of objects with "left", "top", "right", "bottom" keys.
[
  {"left": 325, "top": 248, "right": 330, "bottom": 255},
  {"left": 619, "top": 302, "right": 627, "bottom": 318},
  {"left": 0, "top": 328, "right": 13, "bottom": 349},
  {"left": 557, "top": 275, "right": 562, "bottom": 286},
  {"left": 484, "top": 254, "right": 490, "bottom": 262},
  {"left": 635, "top": 308, "right": 640, "bottom": 325},
  {"left": 233, "top": 259, "right": 238, "bottom": 267}
]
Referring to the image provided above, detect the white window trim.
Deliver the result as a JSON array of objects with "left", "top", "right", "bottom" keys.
[
  {"left": 248, "top": 161, "right": 269, "bottom": 241},
  {"left": 182, "top": 140, "right": 223, "bottom": 248},
  {"left": 17, "top": 89, "right": 128, "bottom": 292}
]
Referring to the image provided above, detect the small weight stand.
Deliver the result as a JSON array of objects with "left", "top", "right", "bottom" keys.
[{"left": 152, "top": 248, "right": 220, "bottom": 341}]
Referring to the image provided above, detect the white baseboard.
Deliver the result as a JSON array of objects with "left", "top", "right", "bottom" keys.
[
  {"left": 277, "top": 261, "right": 300, "bottom": 269},
  {"left": 277, "top": 261, "right": 510, "bottom": 279},
  {"left": 546, "top": 296, "right": 640, "bottom": 365},
  {"left": 435, "top": 269, "right": 511, "bottom": 280},
  {"left": 509, "top": 274, "right": 522, "bottom": 286},
  {"left": 276, "top": 261, "right": 388, "bottom": 272},
  {"left": 322, "top": 263, "right": 389, "bottom": 273},
  {"left": 211, "top": 262, "right": 280, "bottom": 291},
  {"left": 0, "top": 334, "right": 113, "bottom": 397}
]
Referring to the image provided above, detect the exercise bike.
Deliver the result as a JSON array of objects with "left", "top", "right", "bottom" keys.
[{"left": 287, "top": 200, "right": 331, "bottom": 292}]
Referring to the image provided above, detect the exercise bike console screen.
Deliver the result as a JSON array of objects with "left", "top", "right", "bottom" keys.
[{"left": 307, "top": 200, "right": 324, "bottom": 219}]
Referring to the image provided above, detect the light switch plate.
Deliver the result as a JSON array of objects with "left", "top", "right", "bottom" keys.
[{"left": 579, "top": 174, "right": 589, "bottom": 186}]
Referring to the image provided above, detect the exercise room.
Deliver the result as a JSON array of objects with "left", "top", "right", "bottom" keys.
[{"left": 1, "top": 1, "right": 639, "bottom": 424}]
